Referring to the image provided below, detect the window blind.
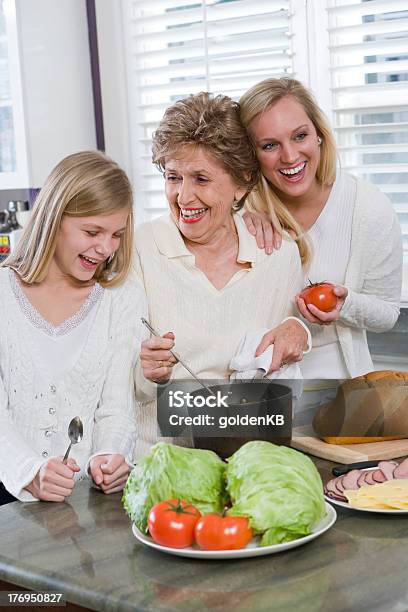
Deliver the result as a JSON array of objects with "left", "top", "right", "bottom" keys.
[
  {"left": 327, "top": 0, "right": 408, "bottom": 293},
  {"left": 126, "top": 0, "right": 292, "bottom": 222},
  {"left": 123, "top": 0, "right": 408, "bottom": 298}
]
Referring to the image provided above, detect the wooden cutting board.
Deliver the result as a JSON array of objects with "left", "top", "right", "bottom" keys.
[{"left": 291, "top": 425, "right": 408, "bottom": 463}]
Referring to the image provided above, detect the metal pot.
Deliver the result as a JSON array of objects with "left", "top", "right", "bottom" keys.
[{"left": 189, "top": 381, "right": 292, "bottom": 458}]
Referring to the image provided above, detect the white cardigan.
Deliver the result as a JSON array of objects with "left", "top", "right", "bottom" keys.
[
  {"left": 333, "top": 174, "right": 402, "bottom": 376},
  {"left": 0, "top": 269, "right": 146, "bottom": 501}
]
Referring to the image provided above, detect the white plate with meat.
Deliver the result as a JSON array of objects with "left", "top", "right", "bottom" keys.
[
  {"left": 132, "top": 502, "right": 336, "bottom": 559},
  {"left": 324, "top": 459, "right": 408, "bottom": 514}
]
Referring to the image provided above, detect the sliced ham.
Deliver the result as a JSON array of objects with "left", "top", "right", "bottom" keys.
[
  {"left": 357, "top": 471, "right": 370, "bottom": 488},
  {"left": 342, "top": 469, "right": 361, "bottom": 491},
  {"left": 378, "top": 461, "right": 397, "bottom": 481},
  {"left": 363, "top": 470, "right": 377, "bottom": 486},
  {"left": 372, "top": 469, "right": 386, "bottom": 483},
  {"left": 324, "top": 479, "right": 337, "bottom": 497},
  {"left": 334, "top": 476, "right": 346, "bottom": 495},
  {"left": 325, "top": 458, "right": 408, "bottom": 501},
  {"left": 324, "top": 477, "right": 347, "bottom": 501},
  {"left": 324, "top": 477, "right": 341, "bottom": 495},
  {"left": 336, "top": 476, "right": 347, "bottom": 493},
  {"left": 325, "top": 489, "right": 346, "bottom": 501},
  {"left": 393, "top": 457, "right": 408, "bottom": 479}
]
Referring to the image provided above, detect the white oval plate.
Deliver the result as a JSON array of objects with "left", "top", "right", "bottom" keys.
[
  {"left": 325, "top": 466, "right": 408, "bottom": 514},
  {"left": 324, "top": 495, "right": 408, "bottom": 514},
  {"left": 132, "top": 502, "right": 336, "bottom": 559}
]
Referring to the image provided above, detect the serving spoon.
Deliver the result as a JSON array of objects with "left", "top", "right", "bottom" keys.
[
  {"left": 62, "top": 417, "right": 83, "bottom": 464},
  {"left": 141, "top": 318, "right": 215, "bottom": 397}
]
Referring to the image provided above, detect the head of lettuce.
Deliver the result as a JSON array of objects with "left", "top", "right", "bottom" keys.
[
  {"left": 226, "top": 441, "right": 326, "bottom": 545},
  {"left": 123, "top": 442, "right": 227, "bottom": 533}
]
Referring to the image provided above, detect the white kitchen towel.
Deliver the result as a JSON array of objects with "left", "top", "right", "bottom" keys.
[{"left": 229, "top": 329, "right": 303, "bottom": 399}]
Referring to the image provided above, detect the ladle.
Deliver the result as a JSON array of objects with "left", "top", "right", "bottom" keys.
[{"left": 141, "top": 318, "right": 215, "bottom": 397}]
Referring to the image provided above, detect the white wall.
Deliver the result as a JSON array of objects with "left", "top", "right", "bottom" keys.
[{"left": 16, "top": 0, "right": 96, "bottom": 187}]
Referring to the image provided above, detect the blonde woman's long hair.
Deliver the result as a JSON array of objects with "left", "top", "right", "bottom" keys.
[
  {"left": 4, "top": 151, "right": 134, "bottom": 287},
  {"left": 240, "top": 78, "right": 338, "bottom": 265}
]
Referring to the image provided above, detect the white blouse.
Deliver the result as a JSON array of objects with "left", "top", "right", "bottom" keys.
[
  {"left": 10, "top": 271, "right": 102, "bottom": 380},
  {"left": 300, "top": 174, "right": 354, "bottom": 379}
]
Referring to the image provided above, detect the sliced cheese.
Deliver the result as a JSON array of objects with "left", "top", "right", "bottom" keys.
[{"left": 344, "top": 480, "right": 408, "bottom": 509}]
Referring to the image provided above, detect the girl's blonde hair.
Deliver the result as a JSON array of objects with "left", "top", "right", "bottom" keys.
[
  {"left": 240, "top": 78, "right": 338, "bottom": 265},
  {"left": 4, "top": 150, "right": 134, "bottom": 287}
]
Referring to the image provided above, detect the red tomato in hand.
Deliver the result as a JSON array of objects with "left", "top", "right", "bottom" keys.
[
  {"left": 299, "top": 281, "right": 337, "bottom": 313},
  {"left": 194, "top": 514, "right": 253, "bottom": 551},
  {"left": 148, "top": 499, "right": 201, "bottom": 548}
]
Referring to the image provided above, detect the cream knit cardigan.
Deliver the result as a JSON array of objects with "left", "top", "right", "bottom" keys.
[
  {"left": 0, "top": 269, "right": 146, "bottom": 501},
  {"left": 333, "top": 174, "right": 402, "bottom": 376}
]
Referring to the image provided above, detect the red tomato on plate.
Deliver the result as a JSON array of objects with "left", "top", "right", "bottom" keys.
[
  {"left": 148, "top": 499, "right": 201, "bottom": 548},
  {"left": 299, "top": 281, "right": 337, "bottom": 313},
  {"left": 194, "top": 514, "right": 253, "bottom": 550}
]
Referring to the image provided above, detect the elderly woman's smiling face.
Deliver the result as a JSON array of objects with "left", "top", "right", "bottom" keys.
[{"left": 164, "top": 145, "right": 246, "bottom": 244}]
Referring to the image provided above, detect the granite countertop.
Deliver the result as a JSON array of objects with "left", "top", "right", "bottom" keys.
[{"left": 0, "top": 463, "right": 408, "bottom": 612}]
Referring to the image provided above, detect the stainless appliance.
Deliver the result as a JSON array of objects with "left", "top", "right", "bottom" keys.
[{"left": 0, "top": 200, "right": 30, "bottom": 262}]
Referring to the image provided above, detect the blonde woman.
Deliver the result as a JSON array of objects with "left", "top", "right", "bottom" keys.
[
  {"left": 240, "top": 78, "right": 402, "bottom": 379},
  {"left": 0, "top": 151, "right": 146, "bottom": 505}
]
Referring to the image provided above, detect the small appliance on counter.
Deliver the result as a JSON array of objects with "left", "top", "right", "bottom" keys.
[{"left": 0, "top": 201, "right": 30, "bottom": 263}]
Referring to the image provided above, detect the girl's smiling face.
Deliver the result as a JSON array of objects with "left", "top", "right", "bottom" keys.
[
  {"left": 51, "top": 210, "right": 128, "bottom": 281},
  {"left": 248, "top": 95, "right": 322, "bottom": 205}
]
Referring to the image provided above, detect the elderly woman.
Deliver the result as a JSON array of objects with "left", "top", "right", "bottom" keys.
[
  {"left": 239, "top": 78, "right": 403, "bottom": 380},
  {"left": 133, "top": 92, "right": 310, "bottom": 458}
]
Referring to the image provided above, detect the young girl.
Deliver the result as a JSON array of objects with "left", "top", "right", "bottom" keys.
[{"left": 0, "top": 151, "right": 145, "bottom": 504}]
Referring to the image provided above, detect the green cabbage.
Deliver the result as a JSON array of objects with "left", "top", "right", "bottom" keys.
[
  {"left": 122, "top": 442, "right": 227, "bottom": 533},
  {"left": 226, "top": 441, "right": 326, "bottom": 546}
]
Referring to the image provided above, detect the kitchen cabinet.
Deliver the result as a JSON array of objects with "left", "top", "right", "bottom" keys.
[{"left": 0, "top": 0, "right": 96, "bottom": 192}]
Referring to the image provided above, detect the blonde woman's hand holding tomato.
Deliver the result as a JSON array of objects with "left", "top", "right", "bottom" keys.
[{"left": 297, "top": 282, "right": 348, "bottom": 325}]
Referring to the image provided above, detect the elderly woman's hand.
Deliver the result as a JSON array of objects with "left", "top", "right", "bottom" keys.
[
  {"left": 296, "top": 285, "right": 348, "bottom": 325},
  {"left": 140, "top": 331, "right": 178, "bottom": 383},
  {"left": 255, "top": 319, "right": 308, "bottom": 373},
  {"left": 242, "top": 211, "right": 281, "bottom": 255}
]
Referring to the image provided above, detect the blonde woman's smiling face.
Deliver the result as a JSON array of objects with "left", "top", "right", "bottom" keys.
[
  {"left": 164, "top": 145, "right": 246, "bottom": 244},
  {"left": 248, "top": 95, "right": 321, "bottom": 204}
]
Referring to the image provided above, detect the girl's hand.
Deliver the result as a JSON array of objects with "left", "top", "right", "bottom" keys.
[
  {"left": 242, "top": 211, "right": 280, "bottom": 254},
  {"left": 89, "top": 454, "right": 130, "bottom": 494},
  {"left": 140, "top": 331, "right": 178, "bottom": 382},
  {"left": 25, "top": 457, "right": 80, "bottom": 502},
  {"left": 296, "top": 285, "right": 348, "bottom": 325},
  {"left": 255, "top": 319, "right": 308, "bottom": 373}
]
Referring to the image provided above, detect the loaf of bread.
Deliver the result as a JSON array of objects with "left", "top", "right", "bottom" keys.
[
  {"left": 321, "top": 436, "right": 402, "bottom": 445},
  {"left": 312, "top": 371, "right": 408, "bottom": 444}
]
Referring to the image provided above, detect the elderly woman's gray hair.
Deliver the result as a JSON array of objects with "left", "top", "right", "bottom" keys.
[{"left": 152, "top": 92, "right": 259, "bottom": 200}]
